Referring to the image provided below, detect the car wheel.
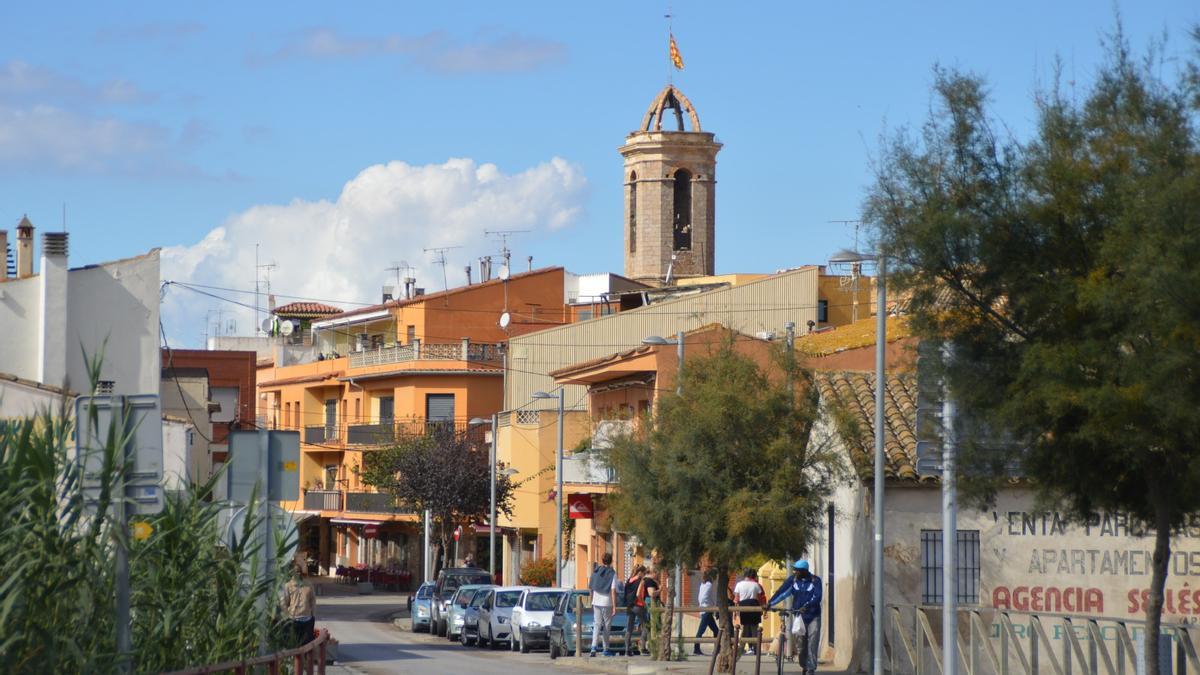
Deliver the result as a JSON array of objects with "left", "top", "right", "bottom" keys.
[
  {"left": 437, "top": 619, "right": 447, "bottom": 637},
  {"left": 520, "top": 629, "right": 531, "bottom": 654},
  {"left": 509, "top": 631, "right": 517, "bottom": 652},
  {"left": 488, "top": 625, "right": 498, "bottom": 650},
  {"left": 549, "top": 638, "right": 558, "bottom": 660}
]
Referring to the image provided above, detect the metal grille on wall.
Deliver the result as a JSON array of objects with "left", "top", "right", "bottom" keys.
[{"left": 919, "top": 529, "right": 981, "bottom": 604}]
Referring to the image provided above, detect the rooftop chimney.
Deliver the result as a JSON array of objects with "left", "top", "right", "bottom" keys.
[
  {"left": 402, "top": 276, "right": 416, "bottom": 299},
  {"left": 0, "top": 230, "right": 7, "bottom": 280},
  {"left": 16, "top": 215, "right": 34, "bottom": 278},
  {"left": 43, "top": 231, "right": 68, "bottom": 259},
  {"left": 465, "top": 265, "right": 473, "bottom": 285},
  {"left": 479, "top": 256, "right": 492, "bottom": 282}
]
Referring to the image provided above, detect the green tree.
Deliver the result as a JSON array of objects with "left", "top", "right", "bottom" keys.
[
  {"left": 602, "top": 342, "right": 840, "bottom": 671},
  {"left": 865, "top": 31, "right": 1200, "bottom": 673},
  {"left": 361, "top": 426, "right": 514, "bottom": 576}
]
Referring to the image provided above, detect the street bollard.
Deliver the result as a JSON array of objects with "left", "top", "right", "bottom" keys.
[{"left": 755, "top": 624, "right": 763, "bottom": 675}]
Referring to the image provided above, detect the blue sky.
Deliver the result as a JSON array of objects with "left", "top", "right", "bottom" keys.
[{"left": 1, "top": 2, "right": 1196, "bottom": 345}]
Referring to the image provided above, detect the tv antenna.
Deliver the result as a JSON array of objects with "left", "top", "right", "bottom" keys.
[
  {"left": 254, "top": 244, "right": 278, "bottom": 336},
  {"left": 385, "top": 260, "right": 413, "bottom": 289},
  {"left": 829, "top": 219, "right": 866, "bottom": 322},
  {"left": 423, "top": 246, "right": 461, "bottom": 294},
  {"left": 485, "top": 229, "right": 530, "bottom": 271}
]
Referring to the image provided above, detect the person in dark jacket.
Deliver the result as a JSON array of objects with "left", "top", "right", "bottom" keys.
[{"left": 767, "top": 560, "right": 822, "bottom": 675}]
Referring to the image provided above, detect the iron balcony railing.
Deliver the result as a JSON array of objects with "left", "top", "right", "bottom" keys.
[
  {"left": 345, "top": 420, "right": 485, "bottom": 446},
  {"left": 304, "top": 425, "right": 328, "bottom": 444},
  {"left": 348, "top": 339, "right": 503, "bottom": 369},
  {"left": 303, "top": 490, "right": 342, "bottom": 511}
]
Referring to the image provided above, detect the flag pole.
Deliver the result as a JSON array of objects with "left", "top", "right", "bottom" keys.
[{"left": 664, "top": 11, "right": 673, "bottom": 85}]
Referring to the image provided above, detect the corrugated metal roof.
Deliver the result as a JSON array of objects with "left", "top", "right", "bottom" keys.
[{"left": 505, "top": 267, "right": 820, "bottom": 410}]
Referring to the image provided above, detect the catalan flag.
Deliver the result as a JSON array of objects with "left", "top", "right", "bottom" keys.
[{"left": 669, "top": 33, "right": 684, "bottom": 70}]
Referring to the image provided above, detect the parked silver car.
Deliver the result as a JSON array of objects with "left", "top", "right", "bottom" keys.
[
  {"left": 476, "top": 586, "right": 528, "bottom": 649},
  {"left": 508, "top": 587, "right": 568, "bottom": 652},
  {"left": 411, "top": 582, "right": 435, "bottom": 632},
  {"left": 447, "top": 584, "right": 494, "bottom": 641}
]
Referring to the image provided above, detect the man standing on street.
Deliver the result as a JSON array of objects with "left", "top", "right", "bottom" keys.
[
  {"left": 693, "top": 569, "right": 718, "bottom": 656},
  {"left": 588, "top": 553, "right": 617, "bottom": 657},
  {"left": 280, "top": 562, "right": 317, "bottom": 647},
  {"left": 767, "top": 560, "right": 822, "bottom": 675}
]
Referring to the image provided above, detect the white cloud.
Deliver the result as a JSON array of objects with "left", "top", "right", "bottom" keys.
[
  {"left": 0, "top": 60, "right": 156, "bottom": 106},
  {"left": 0, "top": 103, "right": 187, "bottom": 174},
  {"left": 250, "top": 28, "right": 566, "bottom": 74},
  {"left": 161, "top": 157, "right": 588, "bottom": 346}
]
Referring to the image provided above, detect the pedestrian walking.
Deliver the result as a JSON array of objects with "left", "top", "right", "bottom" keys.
[
  {"left": 588, "top": 553, "right": 618, "bottom": 657},
  {"left": 279, "top": 562, "right": 317, "bottom": 647},
  {"left": 732, "top": 568, "right": 766, "bottom": 655},
  {"left": 767, "top": 560, "right": 823, "bottom": 675},
  {"left": 693, "top": 569, "right": 718, "bottom": 656},
  {"left": 621, "top": 564, "right": 649, "bottom": 655}
]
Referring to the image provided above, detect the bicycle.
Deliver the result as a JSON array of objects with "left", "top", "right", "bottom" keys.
[{"left": 768, "top": 607, "right": 809, "bottom": 675}]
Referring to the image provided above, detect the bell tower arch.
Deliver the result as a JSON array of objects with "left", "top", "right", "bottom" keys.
[{"left": 621, "top": 85, "right": 721, "bottom": 285}]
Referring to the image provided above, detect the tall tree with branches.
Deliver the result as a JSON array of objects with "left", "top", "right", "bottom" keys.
[
  {"left": 865, "top": 29, "right": 1200, "bottom": 673},
  {"left": 602, "top": 341, "right": 840, "bottom": 671},
  {"left": 361, "top": 426, "right": 515, "bottom": 576}
]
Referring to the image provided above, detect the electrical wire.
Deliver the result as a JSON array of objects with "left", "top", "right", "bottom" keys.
[{"left": 159, "top": 320, "right": 215, "bottom": 444}]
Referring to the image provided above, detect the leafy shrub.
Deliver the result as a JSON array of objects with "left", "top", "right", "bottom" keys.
[{"left": 519, "top": 557, "right": 556, "bottom": 587}]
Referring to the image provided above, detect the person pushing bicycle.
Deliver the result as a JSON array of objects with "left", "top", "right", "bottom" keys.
[{"left": 766, "top": 560, "right": 822, "bottom": 675}]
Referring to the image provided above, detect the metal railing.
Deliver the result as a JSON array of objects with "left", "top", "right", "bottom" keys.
[
  {"left": 303, "top": 426, "right": 329, "bottom": 444},
  {"left": 881, "top": 604, "right": 1200, "bottom": 675},
  {"left": 303, "top": 490, "right": 342, "bottom": 511},
  {"left": 345, "top": 491, "right": 414, "bottom": 514},
  {"left": 163, "top": 628, "right": 335, "bottom": 675}
]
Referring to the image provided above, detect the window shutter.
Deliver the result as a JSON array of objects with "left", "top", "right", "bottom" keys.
[{"left": 426, "top": 394, "right": 455, "bottom": 421}]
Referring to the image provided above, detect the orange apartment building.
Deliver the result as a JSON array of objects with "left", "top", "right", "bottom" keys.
[
  {"left": 258, "top": 266, "right": 646, "bottom": 580},
  {"left": 549, "top": 324, "right": 778, "bottom": 598}
]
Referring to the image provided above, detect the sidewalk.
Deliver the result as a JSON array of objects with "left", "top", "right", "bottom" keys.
[{"left": 553, "top": 652, "right": 852, "bottom": 675}]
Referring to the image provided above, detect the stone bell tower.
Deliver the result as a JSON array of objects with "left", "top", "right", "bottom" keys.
[{"left": 621, "top": 85, "right": 721, "bottom": 285}]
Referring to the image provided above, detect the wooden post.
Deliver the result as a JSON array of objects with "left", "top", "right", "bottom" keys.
[
  {"left": 708, "top": 629, "right": 721, "bottom": 675},
  {"left": 754, "top": 623, "right": 763, "bottom": 675},
  {"left": 576, "top": 595, "right": 584, "bottom": 658}
]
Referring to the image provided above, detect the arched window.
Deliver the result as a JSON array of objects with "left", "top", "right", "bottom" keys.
[
  {"left": 628, "top": 171, "right": 638, "bottom": 253},
  {"left": 672, "top": 169, "right": 692, "bottom": 251}
]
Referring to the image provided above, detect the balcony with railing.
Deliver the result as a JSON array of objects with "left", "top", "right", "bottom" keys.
[
  {"left": 348, "top": 338, "right": 504, "bottom": 369},
  {"left": 304, "top": 425, "right": 339, "bottom": 444},
  {"left": 303, "top": 490, "right": 342, "bottom": 511},
  {"left": 345, "top": 491, "right": 415, "bottom": 514},
  {"left": 563, "top": 452, "right": 618, "bottom": 484},
  {"left": 345, "top": 420, "right": 484, "bottom": 446}
]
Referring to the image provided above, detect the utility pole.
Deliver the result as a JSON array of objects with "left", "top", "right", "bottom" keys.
[{"left": 942, "top": 343, "right": 958, "bottom": 675}]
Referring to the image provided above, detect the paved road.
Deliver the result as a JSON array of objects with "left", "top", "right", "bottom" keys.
[{"left": 317, "top": 589, "right": 607, "bottom": 675}]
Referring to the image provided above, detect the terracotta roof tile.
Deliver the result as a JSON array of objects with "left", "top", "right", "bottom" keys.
[
  {"left": 815, "top": 370, "right": 930, "bottom": 483},
  {"left": 796, "top": 315, "right": 910, "bottom": 357},
  {"left": 273, "top": 301, "right": 343, "bottom": 317}
]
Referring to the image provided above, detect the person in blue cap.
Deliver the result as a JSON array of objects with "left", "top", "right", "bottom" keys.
[{"left": 767, "top": 560, "right": 822, "bottom": 675}]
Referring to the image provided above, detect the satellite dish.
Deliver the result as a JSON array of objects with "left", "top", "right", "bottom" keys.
[
  {"left": 499, "top": 312, "right": 511, "bottom": 329},
  {"left": 279, "top": 320, "right": 295, "bottom": 336},
  {"left": 261, "top": 318, "right": 273, "bottom": 334},
  {"left": 498, "top": 265, "right": 511, "bottom": 281}
]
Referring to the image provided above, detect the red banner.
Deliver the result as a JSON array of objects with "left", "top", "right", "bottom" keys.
[{"left": 568, "top": 494, "right": 594, "bottom": 519}]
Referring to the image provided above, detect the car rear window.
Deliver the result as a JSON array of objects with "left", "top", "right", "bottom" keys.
[
  {"left": 496, "top": 590, "right": 522, "bottom": 608},
  {"left": 526, "top": 592, "right": 563, "bottom": 611},
  {"left": 456, "top": 589, "right": 477, "bottom": 608},
  {"left": 442, "top": 572, "right": 492, "bottom": 594}
]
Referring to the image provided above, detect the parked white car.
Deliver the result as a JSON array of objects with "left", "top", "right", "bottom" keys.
[
  {"left": 509, "top": 587, "right": 569, "bottom": 653},
  {"left": 475, "top": 585, "right": 529, "bottom": 649}
]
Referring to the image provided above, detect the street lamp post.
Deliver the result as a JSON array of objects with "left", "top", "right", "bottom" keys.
[
  {"left": 830, "top": 248, "right": 887, "bottom": 675},
  {"left": 472, "top": 414, "right": 520, "bottom": 580},
  {"left": 642, "top": 331, "right": 685, "bottom": 658},
  {"left": 532, "top": 389, "right": 566, "bottom": 586}
]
